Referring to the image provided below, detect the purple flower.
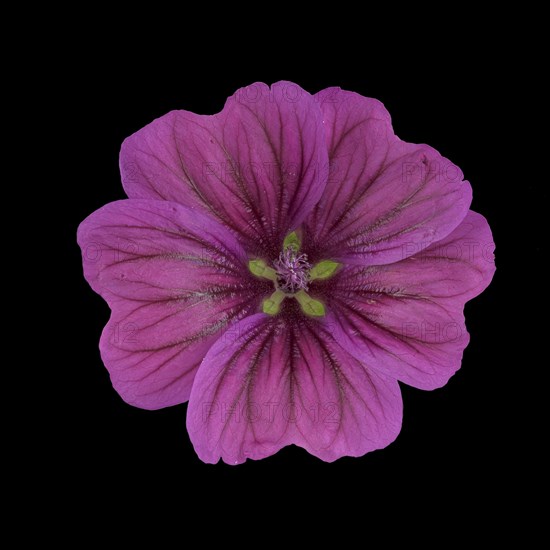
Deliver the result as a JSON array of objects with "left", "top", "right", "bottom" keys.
[{"left": 78, "top": 82, "right": 495, "bottom": 464}]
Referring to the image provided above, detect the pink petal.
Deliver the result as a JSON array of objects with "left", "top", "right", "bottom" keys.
[
  {"left": 322, "top": 211, "right": 496, "bottom": 389},
  {"left": 77, "top": 200, "right": 267, "bottom": 409},
  {"left": 304, "top": 88, "right": 472, "bottom": 266},
  {"left": 120, "top": 81, "right": 328, "bottom": 258},
  {"left": 186, "top": 314, "right": 402, "bottom": 464}
]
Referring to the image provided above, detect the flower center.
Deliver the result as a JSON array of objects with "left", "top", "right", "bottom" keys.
[
  {"left": 273, "top": 248, "right": 311, "bottom": 294},
  {"left": 248, "top": 231, "right": 341, "bottom": 317}
]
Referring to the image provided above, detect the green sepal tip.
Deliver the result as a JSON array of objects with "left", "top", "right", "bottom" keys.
[
  {"left": 309, "top": 260, "right": 341, "bottom": 281},
  {"left": 263, "top": 290, "right": 286, "bottom": 315},
  {"left": 249, "top": 259, "right": 277, "bottom": 281},
  {"left": 283, "top": 231, "right": 301, "bottom": 251},
  {"left": 295, "top": 290, "right": 326, "bottom": 317}
]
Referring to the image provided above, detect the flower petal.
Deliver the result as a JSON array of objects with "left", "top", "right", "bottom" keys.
[
  {"left": 303, "top": 88, "right": 472, "bottom": 265},
  {"left": 322, "top": 211, "right": 495, "bottom": 389},
  {"left": 78, "top": 200, "right": 268, "bottom": 409},
  {"left": 186, "top": 314, "right": 402, "bottom": 464},
  {"left": 120, "top": 81, "right": 328, "bottom": 257}
]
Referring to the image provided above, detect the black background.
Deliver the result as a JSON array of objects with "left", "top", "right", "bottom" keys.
[{"left": 54, "top": 36, "right": 539, "bottom": 517}]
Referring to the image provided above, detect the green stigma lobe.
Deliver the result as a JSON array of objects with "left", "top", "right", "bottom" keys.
[
  {"left": 309, "top": 260, "right": 341, "bottom": 280},
  {"left": 263, "top": 290, "right": 286, "bottom": 315},
  {"left": 249, "top": 259, "right": 277, "bottom": 281},
  {"left": 283, "top": 231, "right": 301, "bottom": 251},
  {"left": 295, "top": 290, "right": 326, "bottom": 317}
]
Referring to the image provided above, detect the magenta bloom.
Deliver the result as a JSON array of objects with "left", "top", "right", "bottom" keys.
[{"left": 78, "top": 82, "right": 495, "bottom": 464}]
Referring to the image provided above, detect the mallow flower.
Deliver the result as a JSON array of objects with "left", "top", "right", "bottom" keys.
[{"left": 78, "top": 82, "right": 495, "bottom": 464}]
